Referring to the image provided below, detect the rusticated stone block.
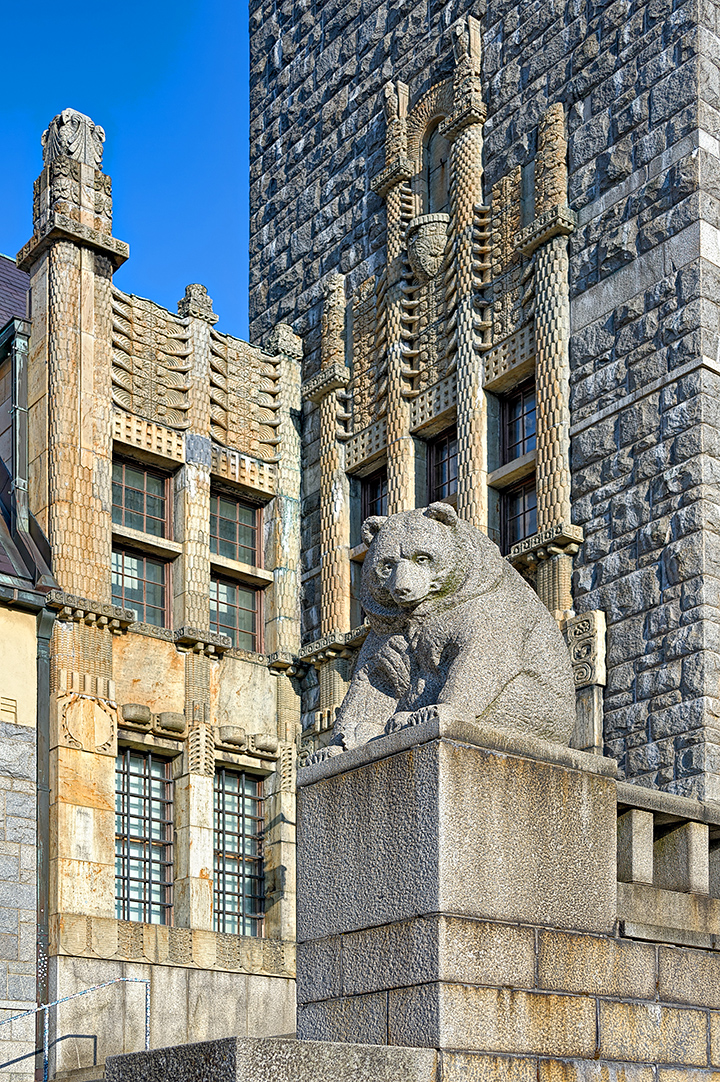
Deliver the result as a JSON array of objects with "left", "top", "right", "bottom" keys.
[
  {"left": 598, "top": 1000, "right": 707, "bottom": 1065},
  {"left": 296, "top": 992, "right": 388, "bottom": 1045},
  {"left": 386, "top": 984, "right": 596, "bottom": 1056},
  {"left": 537, "top": 930, "right": 656, "bottom": 999},
  {"left": 440, "top": 1053, "right": 536, "bottom": 1082},
  {"left": 539, "top": 1062, "right": 655, "bottom": 1082},
  {"left": 659, "top": 945, "right": 720, "bottom": 1009}
]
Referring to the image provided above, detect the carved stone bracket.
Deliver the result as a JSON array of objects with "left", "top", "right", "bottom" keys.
[
  {"left": 516, "top": 205, "right": 577, "bottom": 258},
  {"left": 564, "top": 610, "right": 607, "bottom": 689},
  {"left": 175, "top": 626, "right": 232, "bottom": 657},
  {"left": 301, "top": 362, "right": 351, "bottom": 404},
  {"left": 371, "top": 157, "right": 413, "bottom": 199},
  {"left": 508, "top": 522, "right": 584, "bottom": 567},
  {"left": 47, "top": 590, "right": 134, "bottom": 634},
  {"left": 438, "top": 101, "right": 487, "bottom": 142},
  {"left": 297, "top": 624, "right": 369, "bottom": 667}
]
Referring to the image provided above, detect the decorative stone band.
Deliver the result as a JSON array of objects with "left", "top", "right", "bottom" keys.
[
  {"left": 516, "top": 204, "right": 577, "bottom": 258},
  {"left": 370, "top": 156, "right": 412, "bottom": 198},
  {"left": 508, "top": 522, "right": 584, "bottom": 566},
  {"left": 301, "top": 362, "right": 351, "bottom": 404},
  {"left": 46, "top": 589, "right": 135, "bottom": 632},
  {"left": 17, "top": 211, "right": 129, "bottom": 272},
  {"left": 438, "top": 99, "right": 487, "bottom": 142},
  {"left": 345, "top": 418, "right": 387, "bottom": 471},
  {"left": 564, "top": 609, "right": 607, "bottom": 688},
  {"left": 296, "top": 624, "right": 369, "bottom": 667}
]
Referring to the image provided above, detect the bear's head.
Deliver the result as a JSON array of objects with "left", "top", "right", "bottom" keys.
[{"left": 360, "top": 503, "right": 504, "bottom": 620}]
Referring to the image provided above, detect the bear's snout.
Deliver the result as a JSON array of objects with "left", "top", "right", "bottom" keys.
[{"left": 388, "top": 560, "right": 431, "bottom": 606}]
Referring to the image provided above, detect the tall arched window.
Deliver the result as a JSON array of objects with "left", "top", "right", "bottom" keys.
[{"left": 424, "top": 123, "right": 450, "bottom": 214}]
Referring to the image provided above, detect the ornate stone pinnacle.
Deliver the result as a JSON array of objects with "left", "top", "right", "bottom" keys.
[
  {"left": 41, "top": 109, "right": 105, "bottom": 169},
  {"left": 177, "top": 284, "right": 219, "bottom": 324}
]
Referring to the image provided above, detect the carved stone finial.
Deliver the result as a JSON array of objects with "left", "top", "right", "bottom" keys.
[
  {"left": 177, "top": 284, "right": 219, "bottom": 324},
  {"left": 41, "top": 109, "right": 105, "bottom": 169},
  {"left": 268, "top": 322, "right": 303, "bottom": 360},
  {"left": 383, "top": 83, "right": 399, "bottom": 123}
]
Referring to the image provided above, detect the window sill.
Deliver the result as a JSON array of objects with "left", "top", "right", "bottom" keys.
[
  {"left": 488, "top": 450, "right": 536, "bottom": 490},
  {"left": 211, "top": 554, "right": 273, "bottom": 587},
  {"left": 112, "top": 526, "right": 183, "bottom": 561}
]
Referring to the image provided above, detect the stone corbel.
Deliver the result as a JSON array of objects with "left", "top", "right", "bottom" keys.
[
  {"left": 508, "top": 523, "right": 584, "bottom": 568},
  {"left": 301, "top": 363, "right": 351, "bottom": 405},
  {"left": 516, "top": 204, "right": 577, "bottom": 258}
]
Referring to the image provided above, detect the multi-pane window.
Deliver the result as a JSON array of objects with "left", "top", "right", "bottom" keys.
[
  {"left": 115, "top": 749, "right": 173, "bottom": 925},
  {"left": 112, "top": 548, "right": 167, "bottom": 627},
  {"left": 502, "top": 381, "right": 536, "bottom": 464},
  {"left": 209, "top": 576, "right": 259, "bottom": 651},
  {"left": 502, "top": 478, "right": 537, "bottom": 554},
  {"left": 361, "top": 467, "right": 388, "bottom": 520},
  {"left": 112, "top": 460, "right": 168, "bottom": 537},
  {"left": 213, "top": 768, "right": 264, "bottom": 936},
  {"left": 210, "top": 494, "right": 259, "bottom": 566},
  {"left": 428, "top": 427, "right": 458, "bottom": 503},
  {"left": 425, "top": 123, "right": 450, "bottom": 215}
]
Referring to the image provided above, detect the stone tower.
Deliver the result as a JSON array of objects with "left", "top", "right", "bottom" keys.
[{"left": 249, "top": 0, "right": 720, "bottom": 800}]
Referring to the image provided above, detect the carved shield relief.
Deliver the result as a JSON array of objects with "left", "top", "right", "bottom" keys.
[{"left": 406, "top": 213, "right": 450, "bottom": 283}]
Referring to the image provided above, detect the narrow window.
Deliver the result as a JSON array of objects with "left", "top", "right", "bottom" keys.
[
  {"left": 115, "top": 749, "right": 173, "bottom": 925},
  {"left": 112, "top": 548, "right": 167, "bottom": 627},
  {"left": 502, "top": 478, "right": 538, "bottom": 554},
  {"left": 501, "top": 380, "right": 536, "bottom": 464},
  {"left": 361, "top": 467, "right": 388, "bottom": 520},
  {"left": 112, "top": 460, "right": 169, "bottom": 537},
  {"left": 209, "top": 576, "right": 260, "bottom": 651},
  {"left": 425, "top": 124, "right": 451, "bottom": 215},
  {"left": 428, "top": 427, "right": 458, "bottom": 503},
  {"left": 213, "top": 768, "right": 264, "bottom": 936},
  {"left": 210, "top": 494, "right": 259, "bottom": 566}
]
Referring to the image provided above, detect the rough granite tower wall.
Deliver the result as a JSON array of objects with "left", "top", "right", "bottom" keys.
[{"left": 249, "top": 0, "right": 720, "bottom": 799}]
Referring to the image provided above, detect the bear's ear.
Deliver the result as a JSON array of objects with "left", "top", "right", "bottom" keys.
[
  {"left": 425, "top": 502, "right": 458, "bottom": 527},
  {"left": 361, "top": 516, "right": 386, "bottom": 546}
]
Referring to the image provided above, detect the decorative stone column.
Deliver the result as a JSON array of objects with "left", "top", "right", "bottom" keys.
[
  {"left": 302, "top": 274, "right": 351, "bottom": 637},
  {"left": 440, "top": 18, "right": 488, "bottom": 530},
  {"left": 17, "top": 109, "right": 128, "bottom": 602},
  {"left": 514, "top": 104, "right": 582, "bottom": 620},
  {"left": 372, "top": 83, "right": 415, "bottom": 513}
]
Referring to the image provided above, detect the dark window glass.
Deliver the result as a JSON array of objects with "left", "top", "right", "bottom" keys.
[
  {"left": 112, "top": 548, "right": 167, "bottom": 627},
  {"left": 502, "top": 381, "right": 536, "bottom": 464},
  {"left": 115, "top": 749, "right": 173, "bottom": 925},
  {"left": 425, "top": 124, "right": 450, "bottom": 215},
  {"left": 428, "top": 427, "right": 458, "bottom": 502},
  {"left": 213, "top": 768, "right": 264, "bottom": 936},
  {"left": 210, "top": 495, "right": 258, "bottom": 565},
  {"left": 112, "top": 461, "right": 168, "bottom": 537},
  {"left": 209, "top": 576, "right": 259, "bottom": 651},
  {"left": 502, "top": 479, "right": 537, "bottom": 554},
  {"left": 361, "top": 468, "right": 388, "bottom": 520}
]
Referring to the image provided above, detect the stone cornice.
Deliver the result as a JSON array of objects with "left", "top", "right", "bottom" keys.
[{"left": 17, "top": 212, "right": 129, "bottom": 271}]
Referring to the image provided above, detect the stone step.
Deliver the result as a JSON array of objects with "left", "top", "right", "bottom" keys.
[{"left": 54, "top": 1066, "right": 105, "bottom": 1082}]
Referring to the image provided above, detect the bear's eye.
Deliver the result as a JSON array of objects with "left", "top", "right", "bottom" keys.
[{"left": 415, "top": 554, "right": 432, "bottom": 565}]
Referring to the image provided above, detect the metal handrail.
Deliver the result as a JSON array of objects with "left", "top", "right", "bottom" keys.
[{"left": 0, "top": 977, "right": 150, "bottom": 1082}]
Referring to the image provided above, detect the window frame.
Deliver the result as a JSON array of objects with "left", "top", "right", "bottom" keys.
[
  {"left": 427, "top": 426, "right": 458, "bottom": 504},
  {"left": 361, "top": 466, "right": 389, "bottom": 521},
  {"left": 209, "top": 491, "right": 262, "bottom": 568},
  {"left": 500, "top": 379, "right": 537, "bottom": 466},
  {"left": 111, "top": 545, "right": 170, "bottom": 628},
  {"left": 114, "top": 748, "right": 174, "bottom": 926},
  {"left": 209, "top": 573, "right": 262, "bottom": 653},
  {"left": 213, "top": 767, "right": 265, "bottom": 937},
  {"left": 500, "top": 476, "right": 538, "bottom": 555},
  {"left": 112, "top": 457, "right": 171, "bottom": 539}
]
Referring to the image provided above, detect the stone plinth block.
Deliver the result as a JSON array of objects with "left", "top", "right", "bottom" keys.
[
  {"left": 297, "top": 718, "right": 617, "bottom": 944},
  {"left": 105, "top": 1037, "right": 439, "bottom": 1082}
]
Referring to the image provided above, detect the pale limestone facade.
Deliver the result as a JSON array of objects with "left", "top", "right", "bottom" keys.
[{"left": 0, "top": 109, "right": 304, "bottom": 1074}]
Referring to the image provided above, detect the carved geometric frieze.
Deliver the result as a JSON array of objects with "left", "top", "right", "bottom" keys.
[
  {"left": 345, "top": 418, "right": 387, "bottom": 472},
  {"left": 112, "top": 409, "right": 185, "bottom": 464},
  {"left": 209, "top": 331, "right": 282, "bottom": 458},
  {"left": 482, "top": 325, "right": 536, "bottom": 392},
  {"left": 410, "top": 374, "right": 457, "bottom": 433},
  {"left": 211, "top": 444, "right": 277, "bottom": 496},
  {"left": 564, "top": 610, "right": 607, "bottom": 688},
  {"left": 111, "top": 289, "right": 191, "bottom": 428}
]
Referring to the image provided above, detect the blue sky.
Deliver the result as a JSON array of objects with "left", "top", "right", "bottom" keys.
[{"left": 1, "top": 0, "right": 250, "bottom": 338}]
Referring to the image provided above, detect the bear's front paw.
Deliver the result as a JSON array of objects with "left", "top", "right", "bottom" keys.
[
  {"left": 306, "top": 745, "right": 344, "bottom": 765},
  {"left": 385, "top": 712, "right": 413, "bottom": 734},
  {"left": 408, "top": 705, "right": 440, "bottom": 726}
]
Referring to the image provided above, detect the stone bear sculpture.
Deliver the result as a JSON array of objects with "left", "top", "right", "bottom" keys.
[{"left": 321, "top": 502, "right": 576, "bottom": 756}]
